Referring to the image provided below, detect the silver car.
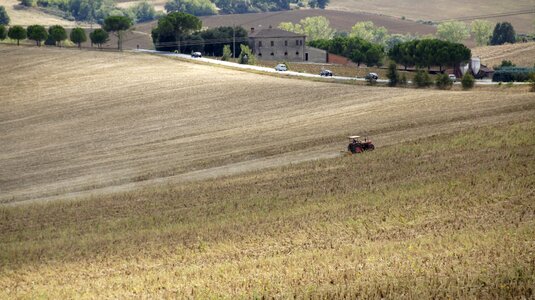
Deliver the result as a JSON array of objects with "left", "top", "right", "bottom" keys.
[{"left": 275, "top": 64, "right": 288, "bottom": 71}]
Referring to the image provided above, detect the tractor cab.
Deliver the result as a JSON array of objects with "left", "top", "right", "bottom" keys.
[{"left": 347, "top": 135, "right": 375, "bottom": 154}]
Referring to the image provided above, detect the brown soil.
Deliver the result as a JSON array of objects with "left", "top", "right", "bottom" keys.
[{"left": 1, "top": 45, "right": 534, "bottom": 204}]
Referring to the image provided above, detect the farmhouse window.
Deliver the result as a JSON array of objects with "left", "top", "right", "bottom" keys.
[
  {"left": 296, "top": 51, "right": 299, "bottom": 55},
  {"left": 270, "top": 41, "right": 274, "bottom": 46},
  {"left": 296, "top": 40, "right": 299, "bottom": 45},
  {"left": 259, "top": 41, "right": 262, "bottom": 47},
  {"left": 270, "top": 52, "right": 274, "bottom": 56},
  {"left": 285, "top": 40, "right": 288, "bottom": 46},
  {"left": 258, "top": 53, "right": 262, "bottom": 56},
  {"left": 284, "top": 52, "right": 288, "bottom": 56}
]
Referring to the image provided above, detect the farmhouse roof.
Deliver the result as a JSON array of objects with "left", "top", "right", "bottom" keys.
[{"left": 249, "top": 27, "right": 305, "bottom": 38}]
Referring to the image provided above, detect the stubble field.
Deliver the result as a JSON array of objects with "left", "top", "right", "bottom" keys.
[
  {"left": 196, "top": 9, "right": 436, "bottom": 35},
  {"left": 328, "top": 0, "right": 535, "bottom": 33},
  {"left": 1, "top": 45, "right": 535, "bottom": 298},
  {"left": 2, "top": 45, "right": 534, "bottom": 204},
  {"left": 472, "top": 41, "right": 535, "bottom": 67}
]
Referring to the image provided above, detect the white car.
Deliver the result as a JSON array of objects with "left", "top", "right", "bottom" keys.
[
  {"left": 448, "top": 74, "right": 457, "bottom": 81},
  {"left": 191, "top": 52, "right": 202, "bottom": 58},
  {"left": 275, "top": 64, "right": 288, "bottom": 71}
]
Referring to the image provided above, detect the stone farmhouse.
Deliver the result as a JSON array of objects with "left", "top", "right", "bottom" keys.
[{"left": 247, "top": 26, "right": 327, "bottom": 63}]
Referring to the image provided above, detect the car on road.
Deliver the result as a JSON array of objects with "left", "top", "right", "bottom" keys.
[
  {"left": 365, "top": 72, "right": 379, "bottom": 80},
  {"left": 275, "top": 64, "right": 288, "bottom": 71},
  {"left": 191, "top": 52, "right": 202, "bottom": 58},
  {"left": 448, "top": 74, "right": 457, "bottom": 81},
  {"left": 320, "top": 70, "right": 333, "bottom": 76}
]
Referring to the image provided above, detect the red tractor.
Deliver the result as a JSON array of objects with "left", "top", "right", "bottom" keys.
[{"left": 347, "top": 135, "right": 375, "bottom": 154}]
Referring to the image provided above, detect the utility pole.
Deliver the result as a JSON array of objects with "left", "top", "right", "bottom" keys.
[{"left": 232, "top": 24, "right": 236, "bottom": 59}]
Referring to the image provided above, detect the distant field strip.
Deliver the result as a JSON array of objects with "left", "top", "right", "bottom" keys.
[
  {"left": 1, "top": 45, "right": 534, "bottom": 204},
  {"left": 328, "top": 0, "right": 535, "bottom": 33},
  {"left": 472, "top": 42, "right": 535, "bottom": 67}
]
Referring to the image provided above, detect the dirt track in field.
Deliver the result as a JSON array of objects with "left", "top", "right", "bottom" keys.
[{"left": 1, "top": 45, "right": 534, "bottom": 204}]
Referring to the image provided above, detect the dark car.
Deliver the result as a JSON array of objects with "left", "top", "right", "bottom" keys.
[
  {"left": 365, "top": 72, "right": 379, "bottom": 80},
  {"left": 320, "top": 70, "right": 333, "bottom": 76}
]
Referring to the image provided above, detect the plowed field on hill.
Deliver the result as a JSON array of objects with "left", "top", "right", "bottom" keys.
[{"left": 1, "top": 45, "right": 534, "bottom": 204}]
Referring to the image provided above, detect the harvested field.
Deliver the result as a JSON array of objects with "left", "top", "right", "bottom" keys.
[
  {"left": 472, "top": 41, "right": 535, "bottom": 67},
  {"left": 1, "top": 45, "right": 535, "bottom": 298},
  {"left": 1, "top": 114, "right": 535, "bottom": 297},
  {"left": 133, "top": 9, "right": 436, "bottom": 37},
  {"left": 1, "top": 45, "right": 534, "bottom": 204},
  {"left": 329, "top": 0, "right": 535, "bottom": 33},
  {"left": 0, "top": 0, "right": 82, "bottom": 26},
  {"left": 199, "top": 9, "right": 436, "bottom": 35}
]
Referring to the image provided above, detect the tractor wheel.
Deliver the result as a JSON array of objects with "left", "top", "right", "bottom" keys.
[{"left": 369, "top": 144, "right": 375, "bottom": 151}]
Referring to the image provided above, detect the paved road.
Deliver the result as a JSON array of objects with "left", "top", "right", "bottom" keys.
[
  {"left": 135, "top": 49, "right": 389, "bottom": 83},
  {"left": 134, "top": 49, "right": 528, "bottom": 85}
]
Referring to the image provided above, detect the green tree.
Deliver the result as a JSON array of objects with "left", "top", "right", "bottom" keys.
[
  {"left": 199, "top": 26, "right": 247, "bottom": 57},
  {"left": 470, "top": 20, "right": 493, "bottom": 46},
  {"left": 413, "top": 69, "right": 432, "bottom": 88},
  {"left": 278, "top": 22, "right": 298, "bottom": 33},
  {"left": 365, "top": 45, "right": 383, "bottom": 67},
  {"left": 0, "top": 6, "right": 10, "bottom": 25},
  {"left": 0, "top": 24, "right": 7, "bottom": 40},
  {"left": 308, "top": 36, "right": 384, "bottom": 67},
  {"left": 48, "top": 25, "right": 67, "bottom": 46},
  {"left": 131, "top": 0, "right": 156, "bottom": 22},
  {"left": 151, "top": 12, "right": 201, "bottom": 52},
  {"left": 70, "top": 27, "right": 87, "bottom": 48},
  {"left": 436, "top": 21, "right": 470, "bottom": 43},
  {"left": 435, "top": 73, "right": 453, "bottom": 90},
  {"left": 221, "top": 44, "right": 231, "bottom": 61},
  {"left": 164, "top": 0, "right": 217, "bottom": 16},
  {"left": 350, "top": 21, "right": 389, "bottom": 45},
  {"left": 385, "top": 33, "right": 414, "bottom": 51},
  {"left": 490, "top": 22, "right": 515, "bottom": 45},
  {"left": 308, "top": 0, "right": 329, "bottom": 9},
  {"left": 103, "top": 15, "right": 133, "bottom": 50},
  {"left": 495, "top": 60, "right": 515, "bottom": 70},
  {"left": 386, "top": 62, "right": 399, "bottom": 87},
  {"left": 19, "top": 0, "right": 34, "bottom": 6},
  {"left": 389, "top": 39, "right": 470, "bottom": 71},
  {"left": 27, "top": 25, "right": 48, "bottom": 46},
  {"left": 461, "top": 73, "right": 475, "bottom": 90},
  {"left": 400, "top": 73, "right": 408, "bottom": 86},
  {"left": 238, "top": 44, "right": 254, "bottom": 64},
  {"left": 528, "top": 73, "right": 535, "bottom": 92},
  {"left": 8, "top": 25, "right": 26, "bottom": 45},
  {"left": 278, "top": 16, "right": 335, "bottom": 41},
  {"left": 90, "top": 28, "right": 109, "bottom": 48},
  {"left": 214, "top": 0, "right": 289, "bottom": 13},
  {"left": 349, "top": 49, "right": 365, "bottom": 66}
]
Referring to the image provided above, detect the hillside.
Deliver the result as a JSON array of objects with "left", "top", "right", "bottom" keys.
[
  {"left": 0, "top": 0, "right": 80, "bottom": 26},
  {"left": 198, "top": 10, "right": 436, "bottom": 35},
  {"left": 132, "top": 9, "right": 437, "bottom": 45},
  {"left": 2, "top": 45, "right": 534, "bottom": 204},
  {"left": 472, "top": 42, "right": 535, "bottom": 67},
  {"left": 0, "top": 46, "right": 534, "bottom": 298},
  {"left": 328, "top": 0, "right": 535, "bottom": 33}
]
